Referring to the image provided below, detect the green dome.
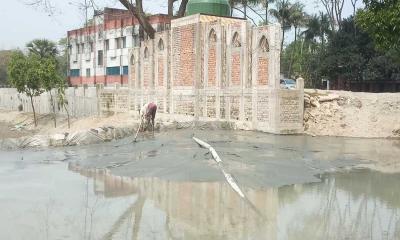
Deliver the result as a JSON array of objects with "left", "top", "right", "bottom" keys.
[{"left": 186, "top": 0, "right": 231, "bottom": 17}]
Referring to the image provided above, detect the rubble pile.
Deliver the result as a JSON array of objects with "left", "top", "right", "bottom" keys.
[{"left": 303, "top": 90, "right": 400, "bottom": 138}]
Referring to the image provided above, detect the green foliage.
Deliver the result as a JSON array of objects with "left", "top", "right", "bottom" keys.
[
  {"left": 283, "top": 16, "right": 400, "bottom": 89},
  {"left": 8, "top": 47, "right": 64, "bottom": 127},
  {"left": 8, "top": 52, "right": 44, "bottom": 97},
  {"left": 0, "top": 50, "right": 14, "bottom": 87},
  {"left": 26, "top": 39, "right": 58, "bottom": 59},
  {"left": 357, "top": 0, "right": 400, "bottom": 53},
  {"left": 301, "top": 12, "right": 331, "bottom": 45},
  {"left": 57, "top": 38, "right": 68, "bottom": 79}
]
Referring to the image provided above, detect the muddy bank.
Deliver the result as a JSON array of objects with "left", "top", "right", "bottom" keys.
[
  {"left": 304, "top": 89, "right": 400, "bottom": 138},
  {"left": 15, "top": 129, "right": 396, "bottom": 185}
]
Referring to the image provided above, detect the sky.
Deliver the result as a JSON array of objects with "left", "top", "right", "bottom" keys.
[{"left": 0, "top": 0, "right": 363, "bottom": 50}]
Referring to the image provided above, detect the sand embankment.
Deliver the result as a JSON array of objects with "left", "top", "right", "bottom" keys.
[{"left": 304, "top": 89, "right": 400, "bottom": 138}]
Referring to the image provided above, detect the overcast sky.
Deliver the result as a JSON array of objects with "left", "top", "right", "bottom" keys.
[{"left": 0, "top": 0, "right": 363, "bottom": 50}]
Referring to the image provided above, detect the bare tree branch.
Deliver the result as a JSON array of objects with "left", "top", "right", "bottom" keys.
[
  {"left": 233, "top": 7, "right": 257, "bottom": 25},
  {"left": 176, "top": 0, "right": 189, "bottom": 17}
]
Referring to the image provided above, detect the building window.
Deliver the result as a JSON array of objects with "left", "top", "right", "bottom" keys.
[
  {"left": 98, "top": 50, "right": 103, "bottom": 66},
  {"left": 77, "top": 44, "right": 80, "bottom": 54},
  {"left": 106, "top": 66, "right": 120, "bottom": 75},
  {"left": 81, "top": 43, "right": 85, "bottom": 52},
  {"left": 90, "top": 42, "right": 94, "bottom": 52},
  {"left": 115, "top": 38, "right": 121, "bottom": 49},
  {"left": 122, "top": 37, "right": 126, "bottom": 48},
  {"left": 122, "top": 66, "right": 128, "bottom": 75},
  {"left": 68, "top": 45, "right": 72, "bottom": 55},
  {"left": 70, "top": 69, "right": 80, "bottom": 77},
  {"left": 86, "top": 68, "right": 91, "bottom": 77},
  {"left": 105, "top": 40, "right": 109, "bottom": 50}
]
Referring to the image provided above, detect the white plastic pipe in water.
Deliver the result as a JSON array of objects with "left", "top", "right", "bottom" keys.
[{"left": 193, "top": 136, "right": 244, "bottom": 198}]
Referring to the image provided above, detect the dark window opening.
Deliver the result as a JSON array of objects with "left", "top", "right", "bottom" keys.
[
  {"left": 123, "top": 66, "right": 128, "bottom": 75},
  {"left": 106, "top": 66, "right": 120, "bottom": 75},
  {"left": 70, "top": 69, "right": 80, "bottom": 77},
  {"left": 98, "top": 50, "right": 103, "bottom": 66}
]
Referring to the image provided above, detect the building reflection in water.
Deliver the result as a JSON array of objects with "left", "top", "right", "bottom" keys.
[
  {"left": 69, "top": 163, "right": 278, "bottom": 239},
  {"left": 69, "top": 164, "right": 400, "bottom": 240}
]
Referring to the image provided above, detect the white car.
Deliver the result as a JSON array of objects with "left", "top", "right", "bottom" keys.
[{"left": 280, "top": 79, "right": 296, "bottom": 90}]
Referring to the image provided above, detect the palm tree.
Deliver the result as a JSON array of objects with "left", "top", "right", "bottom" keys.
[
  {"left": 287, "top": 2, "right": 306, "bottom": 77},
  {"left": 269, "top": 0, "right": 292, "bottom": 50},
  {"left": 302, "top": 12, "right": 331, "bottom": 47},
  {"left": 26, "top": 39, "right": 58, "bottom": 59},
  {"left": 289, "top": 2, "right": 306, "bottom": 43}
]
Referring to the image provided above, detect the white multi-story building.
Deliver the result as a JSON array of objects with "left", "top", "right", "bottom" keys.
[{"left": 67, "top": 8, "right": 170, "bottom": 86}]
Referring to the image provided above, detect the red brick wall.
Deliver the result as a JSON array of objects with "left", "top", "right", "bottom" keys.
[
  {"left": 231, "top": 53, "right": 241, "bottom": 86},
  {"left": 258, "top": 57, "right": 269, "bottom": 85},
  {"left": 158, "top": 56, "right": 164, "bottom": 87},
  {"left": 208, "top": 46, "right": 216, "bottom": 87},
  {"left": 173, "top": 24, "right": 196, "bottom": 87}
]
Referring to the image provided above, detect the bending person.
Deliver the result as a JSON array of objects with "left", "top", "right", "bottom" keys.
[{"left": 139, "top": 102, "right": 157, "bottom": 132}]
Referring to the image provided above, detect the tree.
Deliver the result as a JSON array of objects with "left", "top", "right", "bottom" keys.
[
  {"left": 57, "top": 38, "right": 68, "bottom": 79},
  {"left": 41, "top": 58, "right": 62, "bottom": 127},
  {"left": 27, "top": 0, "right": 189, "bottom": 39},
  {"left": 229, "top": 0, "right": 265, "bottom": 25},
  {"left": 319, "top": 0, "right": 345, "bottom": 31},
  {"left": 356, "top": 0, "right": 400, "bottom": 55},
  {"left": 287, "top": 2, "right": 306, "bottom": 77},
  {"left": 8, "top": 52, "right": 45, "bottom": 127},
  {"left": 57, "top": 82, "right": 71, "bottom": 129},
  {"left": 263, "top": 0, "right": 275, "bottom": 23},
  {"left": 118, "top": 0, "right": 189, "bottom": 39},
  {"left": 27, "top": 39, "right": 61, "bottom": 128},
  {"left": 26, "top": 39, "right": 58, "bottom": 59},
  {"left": 0, "top": 50, "right": 14, "bottom": 87},
  {"left": 301, "top": 12, "right": 331, "bottom": 47},
  {"left": 320, "top": 17, "right": 400, "bottom": 91},
  {"left": 269, "top": 0, "right": 292, "bottom": 50}
]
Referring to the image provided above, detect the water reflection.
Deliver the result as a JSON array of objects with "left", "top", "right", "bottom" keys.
[{"left": 69, "top": 164, "right": 400, "bottom": 240}]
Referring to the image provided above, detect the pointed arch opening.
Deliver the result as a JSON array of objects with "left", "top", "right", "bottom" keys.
[
  {"left": 209, "top": 29, "right": 217, "bottom": 44},
  {"left": 130, "top": 54, "right": 135, "bottom": 65},
  {"left": 158, "top": 39, "right": 164, "bottom": 51},
  {"left": 144, "top": 47, "right": 149, "bottom": 59},
  {"left": 232, "top": 32, "right": 241, "bottom": 48},
  {"left": 259, "top": 36, "right": 270, "bottom": 53}
]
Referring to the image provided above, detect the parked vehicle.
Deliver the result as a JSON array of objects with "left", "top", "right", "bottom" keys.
[{"left": 280, "top": 79, "right": 296, "bottom": 90}]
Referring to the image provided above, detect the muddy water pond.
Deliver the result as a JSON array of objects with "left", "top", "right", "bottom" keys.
[{"left": 0, "top": 129, "right": 399, "bottom": 239}]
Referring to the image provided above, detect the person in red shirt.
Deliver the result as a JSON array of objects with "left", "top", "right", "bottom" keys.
[{"left": 139, "top": 102, "right": 157, "bottom": 132}]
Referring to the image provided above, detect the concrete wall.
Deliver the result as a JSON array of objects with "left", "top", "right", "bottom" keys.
[{"left": 0, "top": 87, "right": 99, "bottom": 117}]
